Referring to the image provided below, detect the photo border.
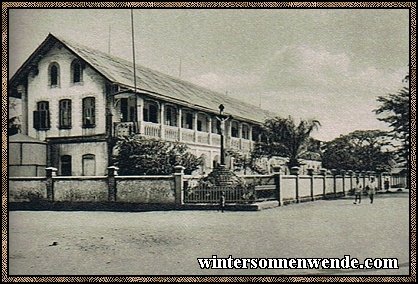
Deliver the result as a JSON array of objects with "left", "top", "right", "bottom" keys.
[{"left": 2, "top": 1, "right": 416, "bottom": 282}]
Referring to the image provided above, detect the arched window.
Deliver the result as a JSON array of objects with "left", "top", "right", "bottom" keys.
[
  {"left": 71, "top": 59, "right": 83, "bottom": 83},
  {"left": 242, "top": 124, "right": 250, "bottom": 139},
  {"left": 143, "top": 101, "right": 159, "bottom": 123},
  {"left": 165, "top": 105, "right": 177, "bottom": 126},
  {"left": 59, "top": 99, "right": 72, "bottom": 129},
  {"left": 48, "top": 62, "right": 60, "bottom": 87},
  {"left": 82, "top": 97, "right": 96, "bottom": 128},
  {"left": 231, "top": 121, "right": 239, "bottom": 138},
  {"left": 82, "top": 154, "right": 96, "bottom": 176},
  {"left": 182, "top": 110, "right": 193, "bottom": 130},
  {"left": 60, "top": 155, "right": 72, "bottom": 176}
]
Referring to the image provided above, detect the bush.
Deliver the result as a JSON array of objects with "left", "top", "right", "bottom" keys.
[{"left": 113, "top": 135, "right": 203, "bottom": 175}]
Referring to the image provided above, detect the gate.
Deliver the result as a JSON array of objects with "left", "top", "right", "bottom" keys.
[{"left": 183, "top": 183, "right": 277, "bottom": 204}]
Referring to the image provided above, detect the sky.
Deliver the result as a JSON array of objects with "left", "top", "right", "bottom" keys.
[{"left": 8, "top": 9, "right": 410, "bottom": 141}]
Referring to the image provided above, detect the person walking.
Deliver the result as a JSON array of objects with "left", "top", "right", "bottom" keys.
[
  {"left": 353, "top": 177, "right": 362, "bottom": 204},
  {"left": 368, "top": 177, "right": 377, "bottom": 204}
]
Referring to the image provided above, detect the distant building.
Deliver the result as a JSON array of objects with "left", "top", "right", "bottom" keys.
[{"left": 10, "top": 34, "right": 283, "bottom": 176}]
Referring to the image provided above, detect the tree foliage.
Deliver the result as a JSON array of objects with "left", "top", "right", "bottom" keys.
[
  {"left": 322, "top": 130, "right": 394, "bottom": 172},
  {"left": 113, "top": 135, "right": 203, "bottom": 175},
  {"left": 254, "top": 116, "right": 321, "bottom": 168},
  {"left": 375, "top": 86, "right": 410, "bottom": 164}
]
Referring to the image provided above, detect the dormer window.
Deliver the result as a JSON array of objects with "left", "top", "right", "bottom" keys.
[
  {"left": 48, "top": 62, "right": 60, "bottom": 87},
  {"left": 71, "top": 59, "right": 83, "bottom": 83}
]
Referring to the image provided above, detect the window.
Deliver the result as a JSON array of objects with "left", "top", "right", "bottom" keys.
[
  {"left": 197, "top": 114, "right": 209, "bottom": 132},
  {"left": 33, "top": 101, "right": 50, "bottom": 130},
  {"left": 212, "top": 119, "right": 221, "bottom": 134},
  {"left": 242, "top": 124, "right": 249, "bottom": 139},
  {"left": 165, "top": 105, "right": 177, "bottom": 126},
  {"left": 82, "top": 154, "right": 96, "bottom": 176},
  {"left": 82, "top": 97, "right": 95, "bottom": 128},
  {"left": 61, "top": 155, "right": 72, "bottom": 176},
  {"left": 182, "top": 112, "right": 193, "bottom": 129},
  {"left": 143, "top": 101, "right": 159, "bottom": 123},
  {"left": 252, "top": 126, "right": 260, "bottom": 141},
  {"left": 59, "top": 99, "right": 72, "bottom": 129},
  {"left": 231, "top": 121, "right": 239, "bottom": 138},
  {"left": 48, "top": 62, "right": 60, "bottom": 87},
  {"left": 71, "top": 60, "right": 83, "bottom": 83}
]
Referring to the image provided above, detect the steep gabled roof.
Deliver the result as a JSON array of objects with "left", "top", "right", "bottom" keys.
[{"left": 11, "top": 33, "right": 278, "bottom": 123}]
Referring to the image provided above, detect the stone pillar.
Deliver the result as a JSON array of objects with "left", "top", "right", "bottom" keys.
[
  {"left": 347, "top": 170, "right": 353, "bottom": 192},
  {"left": 341, "top": 170, "right": 346, "bottom": 196},
  {"left": 320, "top": 168, "right": 327, "bottom": 199},
  {"left": 307, "top": 168, "right": 315, "bottom": 201},
  {"left": 107, "top": 166, "right": 119, "bottom": 202},
  {"left": 45, "top": 167, "right": 57, "bottom": 201},
  {"left": 291, "top": 166, "right": 300, "bottom": 203},
  {"left": 331, "top": 169, "right": 338, "bottom": 198},
  {"left": 174, "top": 165, "right": 185, "bottom": 206},
  {"left": 272, "top": 166, "right": 282, "bottom": 206}
]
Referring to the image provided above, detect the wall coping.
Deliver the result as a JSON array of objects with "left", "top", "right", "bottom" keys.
[
  {"left": 53, "top": 176, "right": 107, "bottom": 180},
  {"left": 115, "top": 175, "right": 173, "bottom": 180},
  {"left": 9, "top": 177, "right": 47, "bottom": 181}
]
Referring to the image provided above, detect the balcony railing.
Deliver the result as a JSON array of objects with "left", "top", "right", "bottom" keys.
[
  {"left": 231, "top": 137, "right": 241, "bottom": 149},
  {"left": 164, "top": 125, "right": 179, "bottom": 141},
  {"left": 197, "top": 131, "right": 210, "bottom": 144},
  {"left": 143, "top": 122, "right": 160, "bottom": 138},
  {"left": 113, "top": 121, "right": 253, "bottom": 151},
  {"left": 114, "top": 122, "right": 137, "bottom": 137},
  {"left": 181, "top": 128, "right": 195, "bottom": 142}
]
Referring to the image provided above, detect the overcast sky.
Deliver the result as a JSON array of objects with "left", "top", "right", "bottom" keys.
[{"left": 9, "top": 9, "right": 409, "bottom": 141}]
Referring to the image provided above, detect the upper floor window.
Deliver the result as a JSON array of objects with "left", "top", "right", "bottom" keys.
[
  {"left": 242, "top": 124, "right": 250, "bottom": 139},
  {"left": 82, "top": 97, "right": 95, "bottom": 128},
  {"left": 212, "top": 119, "right": 221, "bottom": 134},
  {"left": 165, "top": 105, "right": 177, "bottom": 126},
  {"left": 59, "top": 99, "right": 72, "bottom": 129},
  {"left": 33, "top": 101, "right": 50, "bottom": 130},
  {"left": 143, "top": 101, "right": 159, "bottom": 123},
  {"left": 71, "top": 60, "right": 83, "bottom": 83},
  {"left": 48, "top": 62, "right": 60, "bottom": 87},
  {"left": 182, "top": 111, "right": 193, "bottom": 130},
  {"left": 197, "top": 113, "right": 209, "bottom": 132},
  {"left": 252, "top": 126, "right": 261, "bottom": 141},
  {"left": 231, "top": 121, "right": 239, "bottom": 138}
]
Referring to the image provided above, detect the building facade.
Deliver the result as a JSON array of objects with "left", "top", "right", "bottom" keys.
[{"left": 10, "top": 34, "right": 275, "bottom": 176}]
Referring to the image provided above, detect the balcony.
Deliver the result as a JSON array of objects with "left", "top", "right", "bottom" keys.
[
  {"left": 114, "top": 122, "right": 138, "bottom": 137},
  {"left": 113, "top": 121, "right": 253, "bottom": 152}
]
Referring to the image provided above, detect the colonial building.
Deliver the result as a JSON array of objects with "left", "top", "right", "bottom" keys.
[{"left": 10, "top": 33, "right": 277, "bottom": 176}]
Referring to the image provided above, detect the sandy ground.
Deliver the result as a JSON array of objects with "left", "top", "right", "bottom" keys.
[{"left": 8, "top": 191, "right": 410, "bottom": 276}]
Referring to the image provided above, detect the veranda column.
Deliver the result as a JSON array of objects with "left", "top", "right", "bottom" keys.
[
  {"left": 208, "top": 116, "right": 213, "bottom": 145},
  {"left": 177, "top": 107, "right": 182, "bottom": 142},
  {"left": 160, "top": 102, "right": 165, "bottom": 139},
  {"left": 193, "top": 112, "right": 198, "bottom": 143}
]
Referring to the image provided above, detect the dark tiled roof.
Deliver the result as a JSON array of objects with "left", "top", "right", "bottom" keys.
[{"left": 54, "top": 35, "right": 276, "bottom": 123}]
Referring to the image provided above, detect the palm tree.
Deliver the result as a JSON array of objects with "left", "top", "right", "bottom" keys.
[{"left": 258, "top": 116, "right": 321, "bottom": 169}]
